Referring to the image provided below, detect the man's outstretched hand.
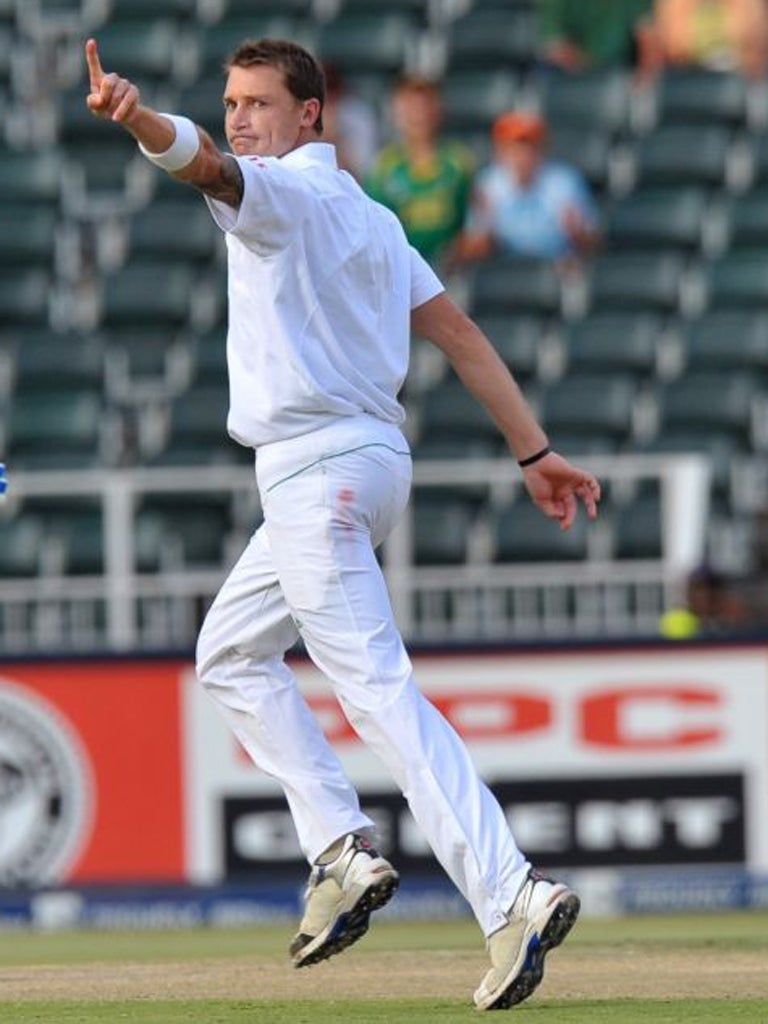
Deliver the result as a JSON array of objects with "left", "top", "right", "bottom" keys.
[
  {"left": 85, "top": 38, "right": 140, "bottom": 123},
  {"left": 522, "top": 451, "right": 601, "bottom": 531}
]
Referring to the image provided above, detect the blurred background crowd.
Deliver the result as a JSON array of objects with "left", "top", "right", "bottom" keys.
[{"left": 3, "top": 0, "right": 768, "bottom": 649}]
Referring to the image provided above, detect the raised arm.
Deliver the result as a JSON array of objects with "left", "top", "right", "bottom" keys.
[
  {"left": 85, "top": 38, "right": 243, "bottom": 208},
  {"left": 411, "top": 292, "right": 600, "bottom": 530}
]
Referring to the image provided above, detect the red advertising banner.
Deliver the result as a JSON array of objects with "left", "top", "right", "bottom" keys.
[
  {"left": 3, "top": 644, "right": 768, "bottom": 888},
  {"left": 0, "top": 662, "right": 184, "bottom": 885}
]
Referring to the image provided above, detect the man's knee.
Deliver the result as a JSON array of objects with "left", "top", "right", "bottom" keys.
[{"left": 195, "top": 613, "right": 224, "bottom": 688}]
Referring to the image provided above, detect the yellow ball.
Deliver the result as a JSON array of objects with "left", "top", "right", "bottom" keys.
[{"left": 660, "top": 608, "right": 700, "bottom": 639}]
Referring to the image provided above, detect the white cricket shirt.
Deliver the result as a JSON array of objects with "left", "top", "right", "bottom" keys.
[{"left": 205, "top": 142, "right": 444, "bottom": 448}]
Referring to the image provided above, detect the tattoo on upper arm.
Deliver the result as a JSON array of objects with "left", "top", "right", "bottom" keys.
[{"left": 195, "top": 154, "right": 244, "bottom": 209}]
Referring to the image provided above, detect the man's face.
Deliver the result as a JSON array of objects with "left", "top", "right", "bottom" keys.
[
  {"left": 223, "top": 63, "right": 316, "bottom": 158},
  {"left": 391, "top": 87, "right": 442, "bottom": 143},
  {"left": 497, "top": 139, "right": 543, "bottom": 187}
]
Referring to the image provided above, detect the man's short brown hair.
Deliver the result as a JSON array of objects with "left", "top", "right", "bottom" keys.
[
  {"left": 394, "top": 75, "right": 441, "bottom": 99},
  {"left": 225, "top": 38, "right": 325, "bottom": 133}
]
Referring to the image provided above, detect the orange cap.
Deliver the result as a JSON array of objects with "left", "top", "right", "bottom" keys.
[{"left": 492, "top": 111, "right": 547, "bottom": 146}]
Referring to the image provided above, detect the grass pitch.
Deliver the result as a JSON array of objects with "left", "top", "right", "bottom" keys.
[{"left": 0, "top": 912, "right": 766, "bottom": 1022}]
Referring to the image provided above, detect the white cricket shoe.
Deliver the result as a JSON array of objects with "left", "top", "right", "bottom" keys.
[
  {"left": 289, "top": 834, "right": 399, "bottom": 968},
  {"left": 474, "top": 869, "right": 580, "bottom": 1011}
]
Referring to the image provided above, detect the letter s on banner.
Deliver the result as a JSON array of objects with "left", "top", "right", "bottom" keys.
[{"left": 580, "top": 687, "right": 722, "bottom": 750}]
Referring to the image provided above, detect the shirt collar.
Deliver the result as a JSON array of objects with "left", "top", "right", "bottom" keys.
[{"left": 280, "top": 142, "right": 338, "bottom": 170}]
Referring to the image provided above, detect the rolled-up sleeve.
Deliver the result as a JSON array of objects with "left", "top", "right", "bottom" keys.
[
  {"left": 409, "top": 245, "right": 444, "bottom": 309},
  {"left": 205, "top": 155, "right": 312, "bottom": 254}
]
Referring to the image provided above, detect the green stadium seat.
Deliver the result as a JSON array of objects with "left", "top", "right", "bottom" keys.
[
  {"left": 57, "top": 81, "right": 156, "bottom": 205},
  {"left": 613, "top": 492, "right": 662, "bottom": 560},
  {"left": 0, "top": 26, "right": 11, "bottom": 85},
  {"left": 472, "top": 0, "right": 534, "bottom": 7},
  {"left": 99, "top": 260, "right": 198, "bottom": 327},
  {"left": 0, "top": 206, "right": 57, "bottom": 267},
  {"left": 102, "top": 323, "right": 190, "bottom": 380},
  {"left": 682, "top": 310, "right": 768, "bottom": 372},
  {"left": 549, "top": 127, "right": 612, "bottom": 193},
  {"left": 474, "top": 313, "right": 545, "bottom": 381},
  {"left": 135, "top": 494, "right": 233, "bottom": 570},
  {"left": 447, "top": 8, "right": 535, "bottom": 70},
  {"left": 539, "top": 373, "right": 637, "bottom": 440},
  {"left": 655, "top": 70, "right": 748, "bottom": 126},
  {"left": 63, "top": 139, "right": 146, "bottom": 207},
  {"left": 224, "top": 0, "right": 313, "bottom": 15},
  {"left": 318, "top": 13, "right": 414, "bottom": 74},
  {"left": 564, "top": 313, "right": 661, "bottom": 377},
  {"left": 606, "top": 188, "right": 706, "bottom": 251},
  {"left": 95, "top": 20, "right": 188, "bottom": 81},
  {"left": 126, "top": 198, "right": 221, "bottom": 263},
  {"left": 588, "top": 251, "right": 684, "bottom": 311},
  {"left": 442, "top": 70, "right": 518, "bottom": 132},
  {"left": 546, "top": 432, "right": 619, "bottom": 457},
  {"left": 146, "top": 383, "right": 247, "bottom": 466},
  {"left": 0, "top": 270, "right": 50, "bottom": 325},
  {"left": 631, "top": 430, "right": 744, "bottom": 495},
  {"left": 177, "top": 76, "right": 229, "bottom": 142},
  {"left": 108, "top": 0, "right": 200, "bottom": 18},
  {"left": 0, "top": 514, "right": 43, "bottom": 577},
  {"left": 190, "top": 328, "right": 228, "bottom": 388},
  {"left": 0, "top": 148, "right": 62, "bottom": 206},
  {"left": 413, "top": 493, "right": 476, "bottom": 566},
  {"left": 657, "top": 371, "right": 761, "bottom": 441},
  {"left": 411, "top": 436, "right": 501, "bottom": 461},
  {"left": 11, "top": 330, "right": 104, "bottom": 392},
  {"left": 540, "top": 70, "right": 630, "bottom": 134},
  {"left": 725, "top": 189, "right": 768, "bottom": 247},
  {"left": 199, "top": 17, "right": 304, "bottom": 74},
  {"left": 707, "top": 249, "right": 768, "bottom": 307},
  {"left": 470, "top": 258, "right": 562, "bottom": 316},
  {"left": 634, "top": 125, "right": 731, "bottom": 186},
  {"left": 492, "top": 499, "right": 588, "bottom": 562},
  {"left": 749, "top": 134, "right": 768, "bottom": 185},
  {"left": 23, "top": 497, "right": 104, "bottom": 575},
  {"left": 8, "top": 390, "right": 104, "bottom": 467},
  {"left": 419, "top": 377, "right": 499, "bottom": 445}
]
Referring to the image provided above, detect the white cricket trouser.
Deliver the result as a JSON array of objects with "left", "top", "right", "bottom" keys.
[{"left": 196, "top": 413, "right": 529, "bottom": 935}]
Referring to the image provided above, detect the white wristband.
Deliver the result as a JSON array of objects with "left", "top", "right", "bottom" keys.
[{"left": 138, "top": 114, "right": 200, "bottom": 172}]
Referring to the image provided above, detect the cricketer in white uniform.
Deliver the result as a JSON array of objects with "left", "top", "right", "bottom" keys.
[{"left": 85, "top": 36, "right": 600, "bottom": 1011}]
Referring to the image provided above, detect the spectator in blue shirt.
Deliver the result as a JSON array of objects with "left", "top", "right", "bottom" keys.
[{"left": 458, "top": 111, "right": 599, "bottom": 265}]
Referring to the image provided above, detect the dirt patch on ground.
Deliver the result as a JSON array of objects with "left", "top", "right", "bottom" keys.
[{"left": 1, "top": 947, "right": 767, "bottom": 1003}]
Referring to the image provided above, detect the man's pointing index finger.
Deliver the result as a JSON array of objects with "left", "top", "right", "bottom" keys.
[{"left": 85, "top": 38, "right": 104, "bottom": 87}]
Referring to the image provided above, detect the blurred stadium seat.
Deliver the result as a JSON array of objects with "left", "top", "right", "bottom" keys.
[
  {"left": 564, "top": 313, "right": 662, "bottom": 378},
  {"left": 588, "top": 251, "right": 685, "bottom": 311},
  {"left": 634, "top": 124, "right": 732, "bottom": 187},
  {"left": 612, "top": 491, "right": 662, "bottom": 560},
  {"left": 606, "top": 188, "right": 707, "bottom": 251},
  {"left": 539, "top": 373, "right": 637, "bottom": 443},
  {"left": 7, "top": 389, "right": 106, "bottom": 468},
  {"left": 446, "top": 7, "right": 536, "bottom": 71},
  {"left": 469, "top": 257, "right": 562, "bottom": 317},
  {"left": 492, "top": 499, "right": 589, "bottom": 562},
  {"left": 654, "top": 69, "right": 749, "bottom": 127},
  {"left": 539, "top": 70, "right": 630, "bottom": 135},
  {"left": 656, "top": 371, "right": 761, "bottom": 443}
]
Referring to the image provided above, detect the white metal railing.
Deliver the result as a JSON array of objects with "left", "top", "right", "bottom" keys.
[{"left": 0, "top": 455, "right": 711, "bottom": 651}]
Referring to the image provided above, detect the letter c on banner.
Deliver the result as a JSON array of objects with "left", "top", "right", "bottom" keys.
[{"left": 580, "top": 687, "right": 722, "bottom": 750}]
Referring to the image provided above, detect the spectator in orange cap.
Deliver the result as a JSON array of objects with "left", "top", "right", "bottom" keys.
[{"left": 457, "top": 111, "right": 599, "bottom": 264}]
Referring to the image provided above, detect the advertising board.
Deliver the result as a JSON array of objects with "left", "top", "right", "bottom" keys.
[{"left": 2, "top": 645, "right": 766, "bottom": 888}]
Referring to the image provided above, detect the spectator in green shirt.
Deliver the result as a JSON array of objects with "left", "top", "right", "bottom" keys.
[
  {"left": 540, "top": 0, "right": 654, "bottom": 72},
  {"left": 366, "top": 77, "right": 474, "bottom": 267}
]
